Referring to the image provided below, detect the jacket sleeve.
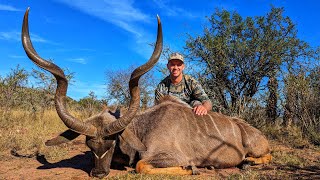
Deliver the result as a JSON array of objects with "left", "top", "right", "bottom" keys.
[{"left": 189, "top": 76, "right": 211, "bottom": 106}]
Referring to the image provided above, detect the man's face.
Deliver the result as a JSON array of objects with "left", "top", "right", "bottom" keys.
[{"left": 167, "top": 59, "right": 185, "bottom": 78}]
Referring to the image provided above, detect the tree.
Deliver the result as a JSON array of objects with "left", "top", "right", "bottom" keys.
[
  {"left": 78, "top": 91, "right": 102, "bottom": 117},
  {"left": 266, "top": 72, "right": 278, "bottom": 122},
  {"left": 185, "top": 7, "right": 317, "bottom": 116},
  {"left": 283, "top": 65, "right": 320, "bottom": 137},
  {"left": 105, "top": 65, "right": 157, "bottom": 110},
  {"left": 0, "top": 65, "right": 29, "bottom": 116},
  {"left": 30, "top": 65, "right": 74, "bottom": 114}
]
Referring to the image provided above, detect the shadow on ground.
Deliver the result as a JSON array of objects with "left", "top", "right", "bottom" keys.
[
  {"left": 36, "top": 151, "right": 93, "bottom": 175},
  {"left": 257, "top": 163, "right": 320, "bottom": 179}
]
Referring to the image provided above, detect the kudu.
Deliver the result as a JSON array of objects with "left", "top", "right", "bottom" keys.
[
  {"left": 22, "top": 8, "right": 162, "bottom": 178},
  {"left": 22, "top": 8, "right": 271, "bottom": 178}
]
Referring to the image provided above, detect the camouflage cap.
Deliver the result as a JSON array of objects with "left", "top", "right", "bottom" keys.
[{"left": 168, "top": 52, "right": 184, "bottom": 63}]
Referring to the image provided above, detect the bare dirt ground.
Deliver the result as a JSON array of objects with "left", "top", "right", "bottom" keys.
[{"left": 1, "top": 139, "right": 320, "bottom": 180}]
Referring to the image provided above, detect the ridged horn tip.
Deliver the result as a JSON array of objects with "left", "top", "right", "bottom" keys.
[
  {"left": 25, "top": 7, "right": 30, "bottom": 17},
  {"left": 24, "top": 8, "right": 30, "bottom": 21},
  {"left": 156, "top": 14, "right": 161, "bottom": 24}
]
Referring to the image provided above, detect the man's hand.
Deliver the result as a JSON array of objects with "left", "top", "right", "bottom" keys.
[{"left": 193, "top": 105, "right": 208, "bottom": 116}]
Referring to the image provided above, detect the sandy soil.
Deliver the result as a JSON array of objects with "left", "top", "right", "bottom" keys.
[{"left": 1, "top": 139, "right": 319, "bottom": 179}]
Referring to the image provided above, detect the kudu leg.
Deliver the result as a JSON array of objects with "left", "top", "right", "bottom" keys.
[
  {"left": 244, "top": 153, "right": 272, "bottom": 165},
  {"left": 136, "top": 160, "right": 197, "bottom": 175}
]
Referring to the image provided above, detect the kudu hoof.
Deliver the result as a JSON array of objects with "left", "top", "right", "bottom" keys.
[{"left": 184, "top": 165, "right": 200, "bottom": 175}]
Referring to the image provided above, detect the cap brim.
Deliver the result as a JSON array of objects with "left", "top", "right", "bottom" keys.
[{"left": 168, "top": 59, "right": 184, "bottom": 63}]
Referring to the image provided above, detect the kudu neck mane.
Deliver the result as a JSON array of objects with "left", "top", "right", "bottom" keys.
[{"left": 155, "top": 95, "right": 190, "bottom": 108}]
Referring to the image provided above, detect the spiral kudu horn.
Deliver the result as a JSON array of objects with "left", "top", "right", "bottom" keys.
[
  {"left": 21, "top": 8, "right": 97, "bottom": 137},
  {"left": 105, "top": 15, "right": 163, "bottom": 135}
]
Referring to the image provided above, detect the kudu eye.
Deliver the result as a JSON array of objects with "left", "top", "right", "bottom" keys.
[{"left": 103, "top": 135, "right": 117, "bottom": 140}]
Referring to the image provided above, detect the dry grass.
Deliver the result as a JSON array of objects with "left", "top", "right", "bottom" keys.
[
  {"left": 108, "top": 174, "right": 215, "bottom": 180},
  {"left": 260, "top": 124, "right": 311, "bottom": 149},
  {"left": 1, "top": 109, "right": 319, "bottom": 179},
  {"left": 0, "top": 109, "right": 75, "bottom": 161},
  {"left": 107, "top": 173, "right": 262, "bottom": 180},
  {"left": 272, "top": 149, "right": 307, "bottom": 167}
]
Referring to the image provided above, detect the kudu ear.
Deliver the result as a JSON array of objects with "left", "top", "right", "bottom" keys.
[
  {"left": 45, "top": 129, "right": 80, "bottom": 146},
  {"left": 119, "top": 129, "right": 147, "bottom": 152},
  {"left": 108, "top": 109, "right": 121, "bottom": 119}
]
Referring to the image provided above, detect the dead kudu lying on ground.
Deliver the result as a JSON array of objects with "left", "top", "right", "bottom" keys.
[{"left": 22, "top": 8, "right": 271, "bottom": 178}]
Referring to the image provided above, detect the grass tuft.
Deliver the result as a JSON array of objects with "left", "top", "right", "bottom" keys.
[{"left": 0, "top": 109, "right": 69, "bottom": 160}]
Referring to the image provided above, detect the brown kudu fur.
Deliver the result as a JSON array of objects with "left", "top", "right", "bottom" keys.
[{"left": 121, "top": 96, "right": 271, "bottom": 175}]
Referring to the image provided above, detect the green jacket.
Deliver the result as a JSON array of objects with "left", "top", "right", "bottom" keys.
[{"left": 155, "top": 74, "right": 211, "bottom": 107}]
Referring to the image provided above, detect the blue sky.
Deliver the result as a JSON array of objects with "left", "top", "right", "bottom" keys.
[{"left": 1, "top": 0, "right": 319, "bottom": 100}]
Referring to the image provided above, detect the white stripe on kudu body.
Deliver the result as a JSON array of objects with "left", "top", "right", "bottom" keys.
[{"left": 207, "top": 114, "right": 224, "bottom": 141}]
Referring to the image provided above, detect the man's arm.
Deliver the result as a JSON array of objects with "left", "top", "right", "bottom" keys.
[
  {"left": 187, "top": 76, "right": 212, "bottom": 115},
  {"left": 202, "top": 100, "right": 212, "bottom": 111},
  {"left": 193, "top": 100, "right": 212, "bottom": 116}
]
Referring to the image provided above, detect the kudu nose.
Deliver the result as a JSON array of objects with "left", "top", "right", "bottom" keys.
[{"left": 90, "top": 168, "right": 109, "bottom": 179}]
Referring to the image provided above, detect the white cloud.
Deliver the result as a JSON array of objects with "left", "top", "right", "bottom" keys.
[
  {"left": 54, "top": 0, "right": 151, "bottom": 38},
  {"left": 0, "top": 4, "right": 22, "bottom": 11},
  {"left": 67, "top": 58, "right": 87, "bottom": 64},
  {"left": 0, "top": 31, "right": 20, "bottom": 41},
  {"left": 9, "top": 55, "right": 26, "bottom": 59},
  {"left": 152, "top": 0, "right": 198, "bottom": 18},
  {"left": 54, "top": 0, "right": 161, "bottom": 61},
  {"left": 0, "top": 31, "right": 50, "bottom": 43},
  {"left": 28, "top": 34, "right": 50, "bottom": 43}
]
